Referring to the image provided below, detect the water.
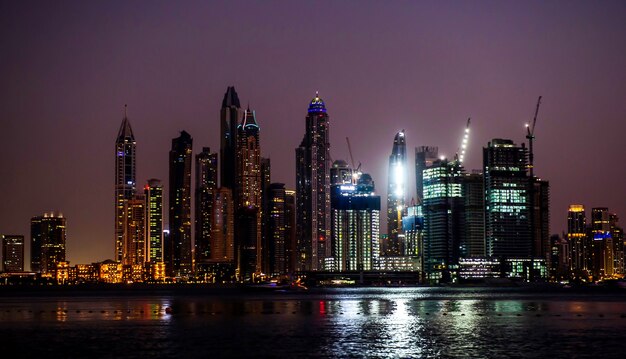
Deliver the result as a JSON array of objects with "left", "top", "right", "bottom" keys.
[{"left": 1, "top": 287, "right": 626, "bottom": 358}]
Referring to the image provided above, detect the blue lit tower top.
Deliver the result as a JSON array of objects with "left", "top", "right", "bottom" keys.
[{"left": 308, "top": 92, "right": 327, "bottom": 113}]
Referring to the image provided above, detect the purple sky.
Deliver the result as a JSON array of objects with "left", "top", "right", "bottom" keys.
[{"left": 1, "top": 1, "right": 625, "bottom": 267}]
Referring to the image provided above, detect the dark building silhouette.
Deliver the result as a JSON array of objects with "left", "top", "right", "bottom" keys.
[
  {"left": 296, "top": 93, "right": 331, "bottom": 271},
  {"left": 220, "top": 86, "right": 243, "bottom": 190},
  {"left": 195, "top": 148, "right": 218, "bottom": 275},
  {"left": 237, "top": 206, "right": 259, "bottom": 281},
  {"left": 462, "top": 172, "right": 485, "bottom": 258},
  {"left": 2, "top": 235, "right": 24, "bottom": 272},
  {"left": 31, "top": 212, "right": 66, "bottom": 275},
  {"left": 268, "top": 183, "right": 288, "bottom": 276},
  {"left": 115, "top": 105, "right": 136, "bottom": 262},
  {"left": 168, "top": 131, "right": 193, "bottom": 277}
]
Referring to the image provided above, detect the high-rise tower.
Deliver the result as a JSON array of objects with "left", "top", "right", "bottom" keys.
[
  {"left": 483, "top": 139, "right": 530, "bottom": 258},
  {"left": 386, "top": 130, "right": 407, "bottom": 256},
  {"left": 115, "top": 105, "right": 136, "bottom": 262},
  {"left": 195, "top": 147, "right": 218, "bottom": 275},
  {"left": 2, "top": 235, "right": 24, "bottom": 272},
  {"left": 220, "top": 86, "right": 243, "bottom": 190},
  {"left": 235, "top": 108, "right": 263, "bottom": 279},
  {"left": 567, "top": 204, "right": 588, "bottom": 277},
  {"left": 31, "top": 212, "right": 66, "bottom": 275},
  {"left": 296, "top": 92, "right": 331, "bottom": 271},
  {"left": 145, "top": 179, "right": 163, "bottom": 263},
  {"left": 169, "top": 131, "right": 193, "bottom": 277}
]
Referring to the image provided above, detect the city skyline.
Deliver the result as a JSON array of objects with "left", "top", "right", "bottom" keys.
[{"left": 1, "top": 1, "right": 626, "bottom": 266}]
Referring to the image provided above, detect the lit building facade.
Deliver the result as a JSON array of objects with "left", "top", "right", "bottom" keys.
[
  {"left": 591, "top": 207, "right": 613, "bottom": 279},
  {"left": 2, "top": 235, "right": 24, "bottom": 272},
  {"left": 168, "top": 131, "right": 193, "bottom": 277},
  {"left": 330, "top": 173, "right": 380, "bottom": 272},
  {"left": 421, "top": 159, "right": 465, "bottom": 283},
  {"left": 386, "top": 130, "right": 407, "bottom": 256},
  {"left": 295, "top": 93, "right": 331, "bottom": 271},
  {"left": 145, "top": 179, "right": 163, "bottom": 263},
  {"left": 483, "top": 139, "right": 531, "bottom": 258},
  {"left": 236, "top": 108, "right": 262, "bottom": 277},
  {"left": 31, "top": 212, "right": 66, "bottom": 275},
  {"left": 268, "top": 183, "right": 288, "bottom": 277},
  {"left": 122, "top": 195, "right": 146, "bottom": 266},
  {"left": 567, "top": 204, "right": 588, "bottom": 278},
  {"left": 115, "top": 107, "right": 136, "bottom": 262},
  {"left": 415, "top": 146, "right": 439, "bottom": 203}
]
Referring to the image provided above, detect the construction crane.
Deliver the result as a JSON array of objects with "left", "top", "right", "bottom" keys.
[
  {"left": 456, "top": 118, "right": 471, "bottom": 164},
  {"left": 346, "top": 137, "right": 361, "bottom": 184},
  {"left": 526, "top": 96, "right": 542, "bottom": 179}
]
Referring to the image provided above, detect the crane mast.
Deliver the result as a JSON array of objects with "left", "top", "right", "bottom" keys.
[
  {"left": 457, "top": 118, "right": 471, "bottom": 164},
  {"left": 526, "top": 95, "right": 542, "bottom": 281}
]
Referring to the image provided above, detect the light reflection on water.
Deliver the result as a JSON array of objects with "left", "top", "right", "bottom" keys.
[{"left": 1, "top": 288, "right": 626, "bottom": 358}]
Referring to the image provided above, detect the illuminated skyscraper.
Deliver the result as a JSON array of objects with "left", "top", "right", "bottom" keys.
[
  {"left": 267, "top": 183, "right": 288, "bottom": 276},
  {"left": 386, "top": 130, "right": 407, "bottom": 256},
  {"left": 235, "top": 108, "right": 262, "bottom": 277},
  {"left": 610, "top": 213, "right": 624, "bottom": 276},
  {"left": 2, "top": 235, "right": 24, "bottom": 272},
  {"left": 168, "top": 131, "right": 193, "bottom": 277},
  {"left": 591, "top": 207, "right": 613, "bottom": 279},
  {"left": 145, "top": 179, "right": 163, "bottom": 263},
  {"left": 421, "top": 159, "right": 464, "bottom": 282},
  {"left": 220, "top": 86, "right": 243, "bottom": 190},
  {"left": 195, "top": 148, "right": 218, "bottom": 275},
  {"left": 31, "top": 212, "right": 66, "bottom": 275},
  {"left": 122, "top": 195, "right": 146, "bottom": 266},
  {"left": 330, "top": 173, "right": 381, "bottom": 272},
  {"left": 483, "top": 139, "right": 531, "bottom": 258},
  {"left": 296, "top": 93, "right": 331, "bottom": 271},
  {"left": 567, "top": 204, "right": 588, "bottom": 277},
  {"left": 115, "top": 106, "right": 136, "bottom": 262},
  {"left": 415, "top": 146, "right": 439, "bottom": 203}
]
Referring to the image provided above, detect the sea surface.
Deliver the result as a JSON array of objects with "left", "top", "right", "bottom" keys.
[{"left": 1, "top": 286, "right": 626, "bottom": 358}]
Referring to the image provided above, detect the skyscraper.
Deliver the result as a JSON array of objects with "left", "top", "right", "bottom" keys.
[
  {"left": 567, "top": 204, "right": 588, "bottom": 278},
  {"left": 387, "top": 130, "right": 407, "bottom": 256},
  {"left": 31, "top": 212, "right": 66, "bottom": 275},
  {"left": 591, "top": 207, "right": 613, "bottom": 279},
  {"left": 415, "top": 146, "right": 439, "bottom": 203},
  {"left": 145, "top": 179, "right": 164, "bottom": 263},
  {"left": 2, "top": 235, "right": 24, "bottom": 272},
  {"left": 330, "top": 172, "right": 381, "bottom": 272},
  {"left": 483, "top": 139, "right": 531, "bottom": 258},
  {"left": 220, "top": 86, "right": 243, "bottom": 190},
  {"left": 532, "top": 179, "right": 550, "bottom": 261},
  {"left": 123, "top": 195, "right": 146, "bottom": 266},
  {"left": 211, "top": 188, "right": 234, "bottom": 262},
  {"left": 284, "top": 190, "right": 297, "bottom": 274},
  {"left": 296, "top": 92, "right": 331, "bottom": 271},
  {"left": 169, "top": 131, "right": 193, "bottom": 277},
  {"left": 195, "top": 148, "right": 218, "bottom": 275},
  {"left": 235, "top": 108, "right": 262, "bottom": 278},
  {"left": 421, "top": 159, "right": 465, "bottom": 282},
  {"left": 115, "top": 106, "right": 136, "bottom": 262},
  {"left": 462, "top": 172, "right": 485, "bottom": 257},
  {"left": 268, "top": 183, "right": 287, "bottom": 277}
]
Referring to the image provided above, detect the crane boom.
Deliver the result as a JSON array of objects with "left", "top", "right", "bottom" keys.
[
  {"left": 346, "top": 137, "right": 356, "bottom": 170},
  {"left": 458, "top": 117, "right": 471, "bottom": 164}
]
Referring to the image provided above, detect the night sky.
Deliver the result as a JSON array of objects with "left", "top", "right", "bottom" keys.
[{"left": 1, "top": 1, "right": 625, "bottom": 268}]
